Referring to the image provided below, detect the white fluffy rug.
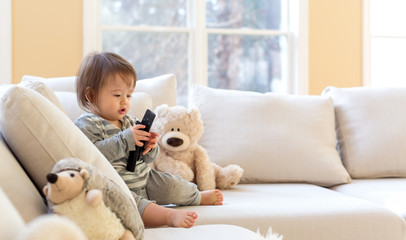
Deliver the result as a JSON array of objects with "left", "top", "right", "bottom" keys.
[{"left": 254, "top": 227, "right": 283, "bottom": 240}]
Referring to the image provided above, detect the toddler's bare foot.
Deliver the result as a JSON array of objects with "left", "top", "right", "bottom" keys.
[
  {"left": 200, "top": 189, "right": 223, "bottom": 205},
  {"left": 167, "top": 209, "right": 198, "bottom": 228}
]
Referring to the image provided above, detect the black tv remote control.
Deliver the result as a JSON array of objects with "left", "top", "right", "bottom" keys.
[{"left": 126, "top": 109, "right": 156, "bottom": 172}]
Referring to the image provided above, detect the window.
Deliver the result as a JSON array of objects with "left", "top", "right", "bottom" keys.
[
  {"left": 84, "top": 0, "right": 308, "bottom": 105},
  {"left": 363, "top": 0, "right": 406, "bottom": 87},
  {"left": 0, "top": 0, "right": 11, "bottom": 84}
]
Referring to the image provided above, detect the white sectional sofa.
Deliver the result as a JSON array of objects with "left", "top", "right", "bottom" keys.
[{"left": 1, "top": 74, "right": 406, "bottom": 240}]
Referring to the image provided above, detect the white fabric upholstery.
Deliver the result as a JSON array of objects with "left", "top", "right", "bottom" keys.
[
  {"left": 0, "top": 86, "right": 133, "bottom": 201},
  {"left": 191, "top": 85, "right": 351, "bottom": 187},
  {"left": 22, "top": 73, "right": 177, "bottom": 112},
  {"left": 323, "top": 86, "right": 406, "bottom": 178},
  {"left": 0, "top": 134, "right": 47, "bottom": 222},
  {"left": 333, "top": 179, "right": 406, "bottom": 219},
  {"left": 0, "top": 187, "right": 26, "bottom": 240},
  {"left": 176, "top": 184, "right": 406, "bottom": 240},
  {"left": 53, "top": 91, "right": 152, "bottom": 121},
  {"left": 144, "top": 224, "right": 264, "bottom": 240}
]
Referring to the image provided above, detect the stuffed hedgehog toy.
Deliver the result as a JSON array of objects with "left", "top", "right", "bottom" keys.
[
  {"left": 151, "top": 105, "right": 244, "bottom": 190},
  {"left": 43, "top": 158, "right": 143, "bottom": 240}
]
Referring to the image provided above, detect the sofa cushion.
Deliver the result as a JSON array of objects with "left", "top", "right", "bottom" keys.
[
  {"left": 0, "top": 187, "right": 26, "bottom": 240},
  {"left": 323, "top": 86, "right": 406, "bottom": 178},
  {"left": 0, "top": 86, "right": 133, "bottom": 201},
  {"left": 177, "top": 184, "right": 406, "bottom": 240},
  {"left": 0, "top": 134, "right": 47, "bottom": 222},
  {"left": 332, "top": 179, "right": 406, "bottom": 219},
  {"left": 22, "top": 73, "right": 177, "bottom": 110},
  {"left": 144, "top": 224, "right": 269, "bottom": 240},
  {"left": 191, "top": 85, "right": 351, "bottom": 187},
  {"left": 19, "top": 80, "right": 65, "bottom": 112},
  {"left": 53, "top": 91, "right": 152, "bottom": 121}
]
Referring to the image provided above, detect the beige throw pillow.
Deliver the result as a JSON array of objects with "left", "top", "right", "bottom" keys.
[
  {"left": 323, "top": 86, "right": 406, "bottom": 178},
  {"left": 0, "top": 86, "right": 133, "bottom": 199},
  {"left": 191, "top": 85, "right": 351, "bottom": 187}
]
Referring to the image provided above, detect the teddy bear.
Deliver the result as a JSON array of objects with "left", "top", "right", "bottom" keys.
[
  {"left": 43, "top": 158, "right": 144, "bottom": 240},
  {"left": 151, "top": 105, "right": 244, "bottom": 190}
]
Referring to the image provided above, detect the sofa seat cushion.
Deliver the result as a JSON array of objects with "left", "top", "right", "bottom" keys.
[
  {"left": 332, "top": 179, "right": 406, "bottom": 219},
  {"left": 144, "top": 224, "right": 267, "bottom": 240},
  {"left": 176, "top": 184, "right": 406, "bottom": 240}
]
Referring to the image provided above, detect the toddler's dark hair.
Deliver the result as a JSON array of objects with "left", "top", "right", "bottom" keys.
[{"left": 76, "top": 52, "right": 137, "bottom": 111}]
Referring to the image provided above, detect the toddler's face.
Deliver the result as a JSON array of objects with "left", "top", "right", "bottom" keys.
[{"left": 95, "top": 74, "right": 134, "bottom": 126}]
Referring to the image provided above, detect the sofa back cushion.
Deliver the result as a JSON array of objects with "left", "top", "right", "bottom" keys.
[
  {"left": 0, "top": 187, "right": 26, "bottom": 240},
  {"left": 191, "top": 85, "right": 351, "bottom": 187},
  {"left": 0, "top": 86, "right": 133, "bottom": 201},
  {"left": 324, "top": 86, "right": 406, "bottom": 178},
  {"left": 0, "top": 133, "right": 47, "bottom": 222},
  {"left": 22, "top": 73, "right": 177, "bottom": 117}
]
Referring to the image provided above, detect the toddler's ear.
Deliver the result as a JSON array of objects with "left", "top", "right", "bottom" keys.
[{"left": 85, "top": 87, "right": 94, "bottom": 103}]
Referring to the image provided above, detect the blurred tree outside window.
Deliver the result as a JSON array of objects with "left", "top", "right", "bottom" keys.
[{"left": 98, "top": 0, "right": 299, "bottom": 106}]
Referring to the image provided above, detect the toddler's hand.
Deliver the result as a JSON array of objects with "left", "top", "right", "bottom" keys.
[
  {"left": 130, "top": 125, "right": 158, "bottom": 155},
  {"left": 143, "top": 131, "right": 158, "bottom": 155}
]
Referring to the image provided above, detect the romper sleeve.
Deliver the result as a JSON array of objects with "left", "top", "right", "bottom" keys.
[{"left": 75, "top": 115, "right": 136, "bottom": 163}]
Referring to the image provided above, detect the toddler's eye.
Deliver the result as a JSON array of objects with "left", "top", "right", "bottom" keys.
[
  {"left": 127, "top": 95, "right": 132, "bottom": 98},
  {"left": 171, "top": 128, "right": 174, "bottom": 131},
  {"left": 70, "top": 173, "right": 75, "bottom": 177},
  {"left": 177, "top": 128, "right": 180, "bottom": 131},
  {"left": 114, "top": 94, "right": 120, "bottom": 97}
]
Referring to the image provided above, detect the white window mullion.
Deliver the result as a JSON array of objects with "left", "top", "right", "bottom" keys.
[
  {"left": 193, "top": 0, "right": 208, "bottom": 87},
  {"left": 363, "top": 0, "right": 371, "bottom": 86},
  {"left": 83, "top": 0, "right": 101, "bottom": 56},
  {"left": 289, "top": 0, "right": 308, "bottom": 95},
  {"left": 0, "top": 0, "right": 12, "bottom": 84}
]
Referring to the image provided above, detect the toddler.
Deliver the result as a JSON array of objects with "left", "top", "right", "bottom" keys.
[{"left": 74, "top": 52, "right": 223, "bottom": 228}]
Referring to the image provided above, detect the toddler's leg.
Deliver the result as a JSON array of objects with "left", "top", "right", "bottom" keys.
[
  {"left": 146, "top": 169, "right": 201, "bottom": 206},
  {"left": 142, "top": 202, "right": 198, "bottom": 228}
]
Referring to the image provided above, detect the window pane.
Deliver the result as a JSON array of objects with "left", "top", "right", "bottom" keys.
[
  {"left": 370, "top": 0, "right": 406, "bottom": 36},
  {"left": 371, "top": 38, "right": 406, "bottom": 87},
  {"left": 101, "top": 0, "right": 187, "bottom": 27},
  {"left": 206, "top": 0, "right": 284, "bottom": 30},
  {"left": 102, "top": 31, "right": 189, "bottom": 105},
  {"left": 208, "top": 34, "right": 287, "bottom": 93}
]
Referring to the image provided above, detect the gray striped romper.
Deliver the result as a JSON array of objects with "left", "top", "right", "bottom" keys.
[{"left": 75, "top": 113, "right": 201, "bottom": 214}]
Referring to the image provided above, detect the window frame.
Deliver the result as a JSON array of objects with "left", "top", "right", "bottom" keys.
[
  {"left": 0, "top": 0, "right": 12, "bottom": 84},
  {"left": 363, "top": 0, "right": 406, "bottom": 87},
  {"left": 83, "top": 0, "right": 308, "bottom": 95}
]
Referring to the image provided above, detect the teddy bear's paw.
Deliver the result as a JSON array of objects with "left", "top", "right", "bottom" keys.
[{"left": 216, "top": 164, "right": 244, "bottom": 189}]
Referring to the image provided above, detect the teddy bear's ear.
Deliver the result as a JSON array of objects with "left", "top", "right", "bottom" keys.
[
  {"left": 154, "top": 104, "right": 170, "bottom": 118},
  {"left": 188, "top": 107, "right": 201, "bottom": 122},
  {"left": 80, "top": 169, "right": 89, "bottom": 180}
]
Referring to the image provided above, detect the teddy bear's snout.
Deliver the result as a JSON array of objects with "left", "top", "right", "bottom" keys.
[
  {"left": 46, "top": 173, "right": 58, "bottom": 184},
  {"left": 167, "top": 137, "right": 184, "bottom": 147}
]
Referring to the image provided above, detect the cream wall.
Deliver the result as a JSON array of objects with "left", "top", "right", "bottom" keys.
[
  {"left": 308, "top": 0, "right": 363, "bottom": 95},
  {"left": 12, "top": 0, "right": 363, "bottom": 94},
  {"left": 12, "top": 0, "right": 82, "bottom": 83}
]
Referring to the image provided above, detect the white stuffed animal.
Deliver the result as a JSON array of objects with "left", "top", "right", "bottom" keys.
[{"left": 152, "top": 105, "right": 244, "bottom": 190}]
